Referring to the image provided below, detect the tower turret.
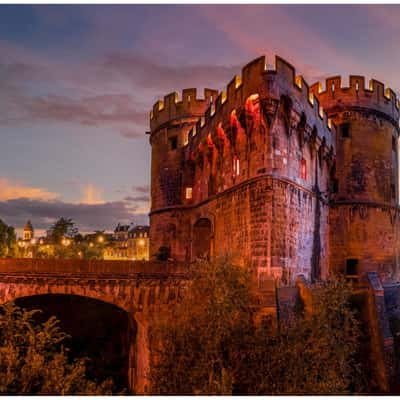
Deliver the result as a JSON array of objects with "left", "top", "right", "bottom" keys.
[
  {"left": 149, "top": 88, "right": 218, "bottom": 259},
  {"left": 311, "top": 77, "right": 400, "bottom": 281}
]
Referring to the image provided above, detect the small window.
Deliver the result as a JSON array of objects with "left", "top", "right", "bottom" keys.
[
  {"left": 392, "top": 184, "right": 396, "bottom": 199},
  {"left": 233, "top": 156, "right": 240, "bottom": 176},
  {"left": 392, "top": 136, "right": 397, "bottom": 152},
  {"left": 341, "top": 123, "right": 350, "bottom": 138},
  {"left": 346, "top": 259, "right": 358, "bottom": 276},
  {"left": 185, "top": 187, "right": 193, "bottom": 200},
  {"left": 169, "top": 136, "right": 178, "bottom": 150},
  {"left": 332, "top": 178, "right": 339, "bottom": 193},
  {"left": 301, "top": 158, "right": 307, "bottom": 180}
]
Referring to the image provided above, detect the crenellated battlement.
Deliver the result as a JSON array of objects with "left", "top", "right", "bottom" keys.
[
  {"left": 150, "top": 88, "right": 218, "bottom": 132},
  {"left": 184, "top": 55, "right": 334, "bottom": 153},
  {"left": 310, "top": 75, "right": 400, "bottom": 124}
]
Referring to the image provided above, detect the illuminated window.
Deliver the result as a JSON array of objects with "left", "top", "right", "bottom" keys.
[
  {"left": 233, "top": 156, "right": 240, "bottom": 176},
  {"left": 301, "top": 158, "right": 307, "bottom": 180},
  {"left": 185, "top": 187, "right": 193, "bottom": 200}
]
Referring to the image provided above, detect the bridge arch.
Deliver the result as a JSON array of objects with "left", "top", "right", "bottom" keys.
[
  {"left": 14, "top": 294, "right": 137, "bottom": 393},
  {"left": 0, "top": 280, "right": 153, "bottom": 394},
  {"left": 0, "top": 258, "right": 189, "bottom": 394}
]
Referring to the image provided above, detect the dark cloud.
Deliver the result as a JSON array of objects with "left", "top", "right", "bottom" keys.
[
  {"left": 124, "top": 195, "right": 149, "bottom": 203},
  {"left": 132, "top": 185, "right": 150, "bottom": 193},
  {"left": 0, "top": 198, "right": 148, "bottom": 233},
  {"left": 102, "top": 52, "right": 240, "bottom": 93},
  {"left": 0, "top": 41, "right": 243, "bottom": 139}
]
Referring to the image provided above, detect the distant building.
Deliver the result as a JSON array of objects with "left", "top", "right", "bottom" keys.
[
  {"left": 104, "top": 223, "right": 149, "bottom": 261},
  {"left": 114, "top": 223, "right": 130, "bottom": 241},
  {"left": 128, "top": 225, "right": 150, "bottom": 261}
]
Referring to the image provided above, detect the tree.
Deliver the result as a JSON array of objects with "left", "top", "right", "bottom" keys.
[
  {"left": 0, "top": 219, "right": 16, "bottom": 258},
  {"left": 0, "top": 303, "right": 113, "bottom": 394},
  {"left": 150, "top": 257, "right": 256, "bottom": 394},
  {"left": 150, "top": 258, "right": 363, "bottom": 395},
  {"left": 239, "top": 278, "right": 363, "bottom": 394},
  {"left": 50, "top": 218, "right": 78, "bottom": 244}
]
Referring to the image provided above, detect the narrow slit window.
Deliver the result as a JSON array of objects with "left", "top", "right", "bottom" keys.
[
  {"left": 169, "top": 136, "right": 178, "bottom": 150},
  {"left": 301, "top": 158, "right": 307, "bottom": 180},
  {"left": 392, "top": 136, "right": 396, "bottom": 152},
  {"left": 332, "top": 178, "right": 339, "bottom": 193},
  {"left": 341, "top": 123, "right": 350, "bottom": 138},
  {"left": 233, "top": 156, "right": 240, "bottom": 176},
  {"left": 185, "top": 187, "right": 193, "bottom": 200},
  {"left": 346, "top": 259, "right": 358, "bottom": 276}
]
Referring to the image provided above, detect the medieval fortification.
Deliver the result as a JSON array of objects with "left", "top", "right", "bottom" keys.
[{"left": 149, "top": 55, "right": 400, "bottom": 288}]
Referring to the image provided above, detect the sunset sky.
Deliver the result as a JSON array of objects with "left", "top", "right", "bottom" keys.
[{"left": 2, "top": 4, "right": 400, "bottom": 236}]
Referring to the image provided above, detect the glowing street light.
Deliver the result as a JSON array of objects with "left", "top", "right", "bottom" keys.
[
  {"left": 61, "top": 238, "right": 71, "bottom": 246},
  {"left": 97, "top": 235, "right": 104, "bottom": 244}
]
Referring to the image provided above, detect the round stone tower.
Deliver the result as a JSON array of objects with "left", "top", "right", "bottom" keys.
[
  {"left": 149, "top": 88, "right": 218, "bottom": 260},
  {"left": 310, "top": 76, "right": 400, "bottom": 281}
]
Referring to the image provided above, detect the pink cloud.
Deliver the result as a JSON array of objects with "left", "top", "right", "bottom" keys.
[{"left": 0, "top": 178, "right": 58, "bottom": 201}]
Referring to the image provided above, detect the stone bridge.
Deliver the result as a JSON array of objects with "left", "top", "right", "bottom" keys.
[{"left": 0, "top": 258, "right": 190, "bottom": 394}]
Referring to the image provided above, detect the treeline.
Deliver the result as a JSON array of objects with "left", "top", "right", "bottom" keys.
[{"left": 150, "top": 258, "right": 369, "bottom": 395}]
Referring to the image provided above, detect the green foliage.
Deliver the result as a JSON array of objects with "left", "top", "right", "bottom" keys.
[
  {"left": 0, "top": 219, "right": 16, "bottom": 258},
  {"left": 240, "top": 278, "right": 362, "bottom": 394},
  {"left": 49, "top": 218, "right": 78, "bottom": 244},
  {"left": 150, "top": 259, "right": 363, "bottom": 395},
  {"left": 150, "top": 257, "right": 256, "bottom": 394},
  {"left": 0, "top": 303, "right": 113, "bottom": 394}
]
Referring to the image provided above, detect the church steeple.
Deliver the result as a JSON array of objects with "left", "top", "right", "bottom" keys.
[{"left": 23, "top": 220, "right": 34, "bottom": 241}]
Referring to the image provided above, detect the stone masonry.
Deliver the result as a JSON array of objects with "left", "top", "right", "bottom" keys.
[{"left": 149, "top": 55, "right": 400, "bottom": 287}]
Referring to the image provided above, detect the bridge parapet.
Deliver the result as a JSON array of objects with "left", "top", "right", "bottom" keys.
[{"left": 0, "top": 258, "right": 188, "bottom": 277}]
